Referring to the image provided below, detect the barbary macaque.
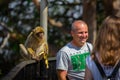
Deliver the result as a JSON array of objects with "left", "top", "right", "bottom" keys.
[{"left": 19, "top": 26, "right": 49, "bottom": 68}]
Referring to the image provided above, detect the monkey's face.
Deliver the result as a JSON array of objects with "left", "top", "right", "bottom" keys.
[
  {"left": 32, "top": 26, "right": 45, "bottom": 41},
  {"left": 36, "top": 32, "right": 44, "bottom": 39}
]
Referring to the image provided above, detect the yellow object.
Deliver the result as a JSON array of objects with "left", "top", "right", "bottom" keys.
[
  {"left": 44, "top": 53, "right": 49, "bottom": 68},
  {"left": 38, "top": 51, "right": 44, "bottom": 56},
  {"left": 27, "top": 48, "right": 35, "bottom": 56},
  {"left": 45, "top": 59, "right": 49, "bottom": 68},
  {"left": 27, "top": 47, "right": 49, "bottom": 68}
]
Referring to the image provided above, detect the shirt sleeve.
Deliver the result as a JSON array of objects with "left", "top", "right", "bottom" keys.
[{"left": 56, "top": 50, "right": 69, "bottom": 71}]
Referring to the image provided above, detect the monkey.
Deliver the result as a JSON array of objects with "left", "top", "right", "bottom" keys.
[{"left": 19, "top": 26, "right": 49, "bottom": 68}]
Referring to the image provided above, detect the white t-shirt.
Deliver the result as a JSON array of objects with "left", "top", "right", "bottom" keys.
[{"left": 56, "top": 42, "right": 93, "bottom": 80}]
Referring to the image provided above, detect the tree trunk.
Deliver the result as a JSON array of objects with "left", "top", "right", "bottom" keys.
[
  {"left": 103, "top": 0, "right": 120, "bottom": 17},
  {"left": 83, "top": 0, "right": 96, "bottom": 44}
]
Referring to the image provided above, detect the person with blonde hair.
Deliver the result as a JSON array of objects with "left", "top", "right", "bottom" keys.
[{"left": 85, "top": 15, "right": 120, "bottom": 80}]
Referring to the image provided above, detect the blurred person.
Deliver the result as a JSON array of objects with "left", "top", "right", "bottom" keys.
[
  {"left": 56, "top": 20, "right": 93, "bottom": 80},
  {"left": 85, "top": 15, "right": 120, "bottom": 80}
]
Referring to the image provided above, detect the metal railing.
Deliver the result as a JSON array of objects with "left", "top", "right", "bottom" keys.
[{"left": 2, "top": 57, "right": 58, "bottom": 80}]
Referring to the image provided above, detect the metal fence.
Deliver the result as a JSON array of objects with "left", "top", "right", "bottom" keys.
[{"left": 2, "top": 57, "right": 58, "bottom": 80}]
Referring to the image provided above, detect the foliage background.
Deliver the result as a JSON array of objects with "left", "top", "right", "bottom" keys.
[{"left": 0, "top": 0, "right": 110, "bottom": 78}]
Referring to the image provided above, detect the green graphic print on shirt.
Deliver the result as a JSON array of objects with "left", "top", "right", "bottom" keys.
[{"left": 71, "top": 52, "right": 90, "bottom": 71}]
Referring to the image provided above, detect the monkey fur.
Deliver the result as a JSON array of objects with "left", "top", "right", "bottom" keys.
[{"left": 19, "top": 26, "right": 49, "bottom": 68}]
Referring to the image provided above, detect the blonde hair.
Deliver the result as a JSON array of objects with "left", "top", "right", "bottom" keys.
[{"left": 92, "top": 15, "right": 120, "bottom": 66}]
